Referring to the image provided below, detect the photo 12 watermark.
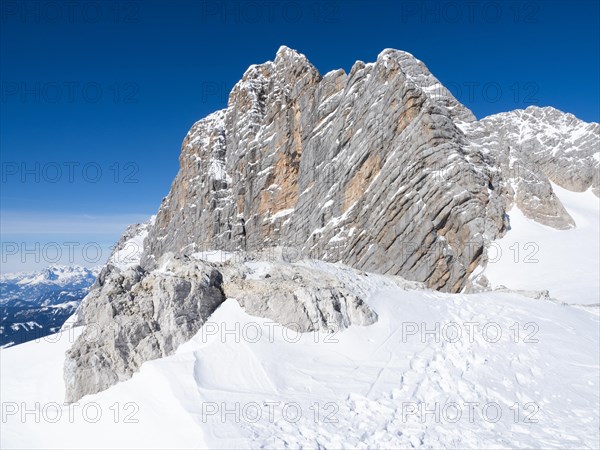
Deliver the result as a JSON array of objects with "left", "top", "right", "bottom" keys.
[
  {"left": 398, "top": 1, "right": 540, "bottom": 24},
  {"left": 199, "top": 400, "right": 339, "bottom": 424},
  {"left": 400, "top": 321, "right": 540, "bottom": 344},
  {"left": 199, "top": 0, "right": 340, "bottom": 24},
  {"left": 1, "top": 82, "right": 140, "bottom": 104},
  {"left": 401, "top": 400, "right": 540, "bottom": 424},
  {"left": 1, "top": 401, "right": 140, "bottom": 424},
  {"left": 1, "top": 162, "right": 140, "bottom": 184},
  {"left": 1, "top": 1, "right": 140, "bottom": 24}
]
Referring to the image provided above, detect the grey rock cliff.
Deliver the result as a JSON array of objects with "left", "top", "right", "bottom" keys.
[
  {"left": 143, "top": 48, "right": 598, "bottom": 288},
  {"left": 143, "top": 46, "right": 511, "bottom": 292}
]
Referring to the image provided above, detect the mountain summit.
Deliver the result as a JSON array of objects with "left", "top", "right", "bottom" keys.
[{"left": 142, "top": 46, "right": 598, "bottom": 291}]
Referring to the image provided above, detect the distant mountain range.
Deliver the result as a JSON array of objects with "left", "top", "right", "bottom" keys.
[{"left": 0, "top": 265, "right": 98, "bottom": 347}]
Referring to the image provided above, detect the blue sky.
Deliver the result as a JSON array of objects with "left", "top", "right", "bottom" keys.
[{"left": 1, "top": 0, "right": 599, "bottom": 271}]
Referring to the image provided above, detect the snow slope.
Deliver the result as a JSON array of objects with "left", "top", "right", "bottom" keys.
[
  {"left": 485, "top": 184, "right": 600, "bottom": 305},
  {"left": 2, "top": 261, "right": 598, "bottom": 449},
  {"left": 108, "top": 218, "right": 154, "bottom": 270}
]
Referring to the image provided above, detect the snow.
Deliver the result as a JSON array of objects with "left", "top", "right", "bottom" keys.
[
  {"left": 208, "top": 158, "right": 231, "bottom": 183},
  {"left": 321, "top": 199, "right": 334, "bottom": 209},
  {"left": 1, "top": 266, "right": 98, "bottom": 288},
  {"left": 268, "top": 208, "right": 294, "bottom": 222},
  {"left": 0, "top": 327, "right": 204, "bottom": 449},
  {"left": 243, "top": 261, "right": 272, "bottom": 280},
  {"left": 190, "top": 250, "right": 234, "bottom": 264},
  {"left": 109, "top": 235, "right": 146, "bottom": 269},
  {"left": 485, "top": 184, "right": 600, "bottom": 304},
  {"left": 1, "top": 258, "right": 598, "bottom": 448},
  {"left": 108, "top": 219, "right": 154, "bottom": 270}
]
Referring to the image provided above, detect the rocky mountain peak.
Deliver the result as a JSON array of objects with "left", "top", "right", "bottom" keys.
[
  {"left": 63, "top": 47, "right": 598, "bottom": 402},
  {"left": 274, "top": 45, "right": 311, "bottom": 65},
  {"left": 141, "top": 47, "right": 598, "bottom": 291},
  {"left": 143, "top": 46, "right": 517, "bottom": 292}
]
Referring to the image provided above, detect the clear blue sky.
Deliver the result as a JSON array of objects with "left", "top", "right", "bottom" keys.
[{"left": 1, "top": 0, "right": 599, "bottom": 271}]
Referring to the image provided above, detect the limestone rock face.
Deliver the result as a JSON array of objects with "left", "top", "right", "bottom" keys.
[
  {"left": 64, "top": 257, "right": 225, "bottom": 402},
  {"left": 222, "top": 258, "right": 378, "bottom": 333},
  {"left": 143, "top": 48, "right": 598, "bottom": 289},
  {"left": 143, "top": 46, "right": 512, "bottom": 292}
]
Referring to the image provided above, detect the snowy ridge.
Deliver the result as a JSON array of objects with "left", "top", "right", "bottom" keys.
[{"left": 484, "top": 182, "right": 600, "bottom": 304}]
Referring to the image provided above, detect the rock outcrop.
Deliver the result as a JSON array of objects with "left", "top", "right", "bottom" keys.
[
  {"left": 64, "top": 249, "right": 382, "bottom": 402},
  {"left": 64, "top": 257, "right": 225, "bottom": 402},
  {"left": 222, "top": 254, "right": 378, "bottom": 333}
]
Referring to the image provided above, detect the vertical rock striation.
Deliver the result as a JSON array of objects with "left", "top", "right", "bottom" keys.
[{"left": 143, "top": 46, "right": 518, "bottom": 292}]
